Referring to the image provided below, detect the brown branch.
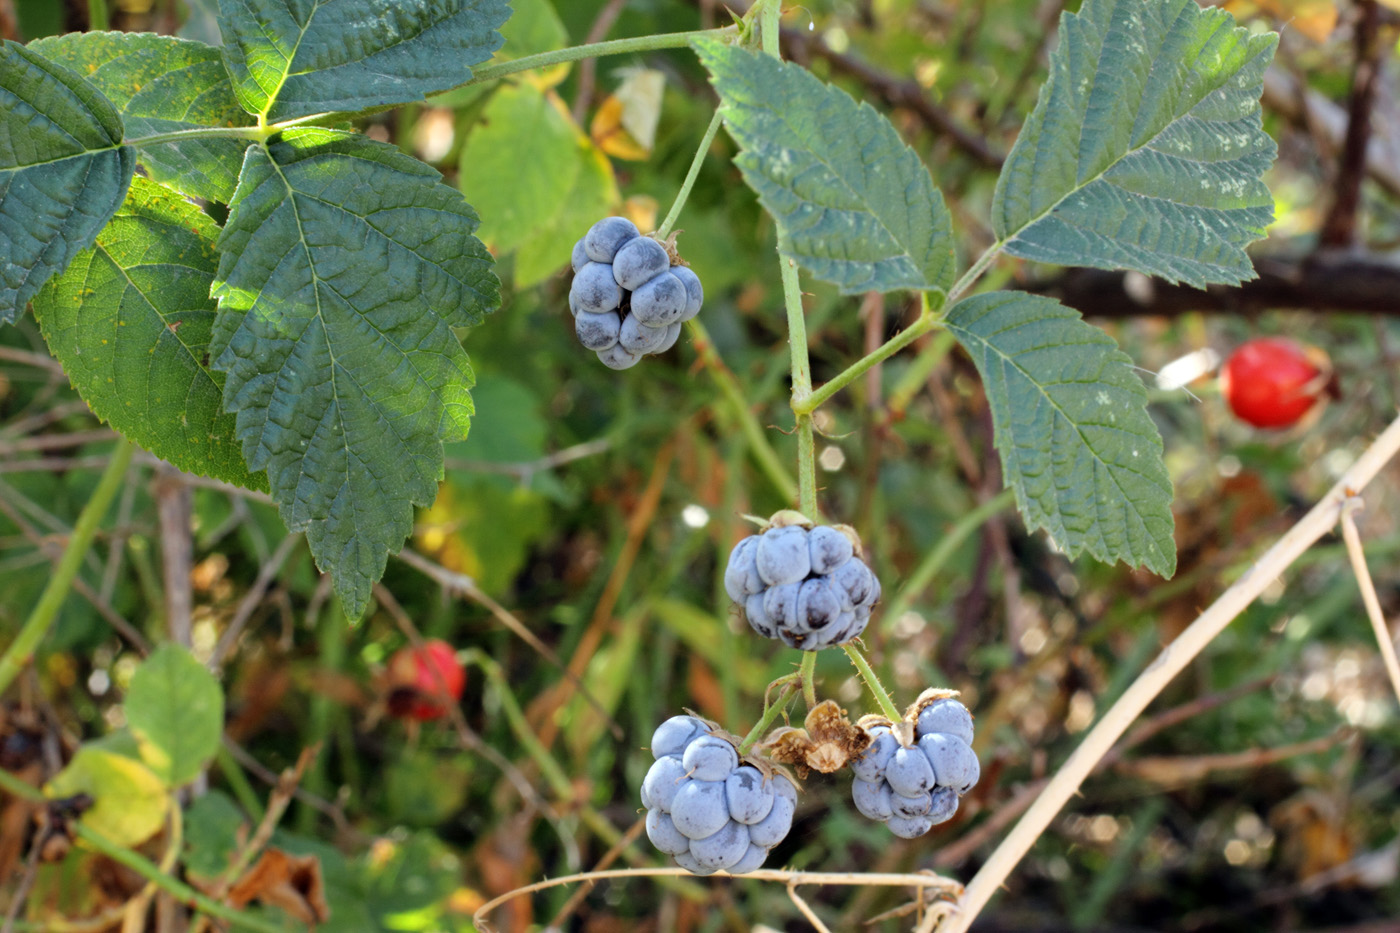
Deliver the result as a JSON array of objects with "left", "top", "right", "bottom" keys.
[
  {"left": 1319, "top": 0, "right": 1385, "bottom": 248},
  {"left": 1035, "top": 251, "right": 1400, "bottom": 318}
]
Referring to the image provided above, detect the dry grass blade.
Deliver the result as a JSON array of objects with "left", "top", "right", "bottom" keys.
[{"left": 1338, "top": 497, "right": 1400, "bottom": 704}]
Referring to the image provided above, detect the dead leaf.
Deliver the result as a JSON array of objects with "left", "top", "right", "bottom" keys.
[
  {"left": 227, "top": 847, "right": 329, "bottom": 926},
  {"left": 589, "top": 69, "right": 664, "bottom": 161}
]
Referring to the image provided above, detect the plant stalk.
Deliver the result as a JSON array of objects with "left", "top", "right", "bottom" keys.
[
  {"left": 658, "top": 109, "right": 726, "bottom": 239},
  {"left": 0, "top": 441, "right": 134, "bottom": 696},
  {"left": 795, "top": 296, "right": 941, "bottom": 415},
  {"left": 466, "top": 28, "right": 736, "bottom": 88},
  {"left": 842, "top": 645, "right": 901, "bottom": 721}
]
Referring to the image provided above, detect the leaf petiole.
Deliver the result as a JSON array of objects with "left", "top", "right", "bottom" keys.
[{"left": 465, "top": 27, "right": 738, "bottom": 89}]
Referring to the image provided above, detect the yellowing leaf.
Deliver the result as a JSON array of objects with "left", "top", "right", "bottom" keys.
[
  {"left": 46, "top": 748, "right": 168, "bottom": 847},
  {"left": 591, "top": 95, "right": 651, "bottom": 161}
]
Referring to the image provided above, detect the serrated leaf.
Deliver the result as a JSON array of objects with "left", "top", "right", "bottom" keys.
[
  {"left": 124, "top": 643, "right": 225, "bottom": 787},
  {"left": 30, "top": 32, "right": 255, "bottom": 203},
  {"left": 0, "top": 40, "right": 134, "bottom": 324},
  {"left": 695, "top": 38, "right": 954, "bottom": 297},
  {"left": 217, "top": 0, "right": 511, "bottom": 122},
  {"left": 945, "top": 291, "right": 1175, "bottom": 577},
  {"left": 460, "top": 81, "right": 617, "bottom": 284},
  {"left": 993, "top": 0, "right": 1277, "bottom": 287},
  {"left": 46, "top": 748, "right": 168, "bottom": 846},
  {"left": 210, "top": 129, "right": 499, "bottom": 618},
  {"left": 32, "top": 178, "right": 265, "bottom": 490}
]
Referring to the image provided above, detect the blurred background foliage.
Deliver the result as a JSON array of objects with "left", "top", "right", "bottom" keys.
[{"left": 1, "top": 0, "right": 1399, "bottom": 930}]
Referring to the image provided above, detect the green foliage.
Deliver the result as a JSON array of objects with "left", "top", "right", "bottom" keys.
[
  {"left": 183, "top": 790, "right": 248, "bottom": 881},
  {"left": 945, "top": 291, "right": 1176, "bottom": 576},
  {"left": 216, "top": 0, "right": 511, "bottom": 121},
  {"left": 46, "top": 747, "right": 168, "bottom": 846},
  {"left": 0, "top": 40, "right": 134, "bottom": 323},
  {"left": 29, "top": 32, "right": 255, "bottom": 201},
  {"left": 124, "top": 643, "right": 225, "bottom": 787},
  {"left": 209, "top": 129, "right": 499, "bottom": 618},
  {"left": 31, "top": 177, "right": 264, "bottom": 490},
  {"left": 695, "top": 38, "right": 955, "bottom": 298},
  {"left": 993, "top": 0, "right": 1278, "bottom": 286}
]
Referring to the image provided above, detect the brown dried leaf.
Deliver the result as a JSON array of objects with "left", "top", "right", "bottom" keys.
[{"left": 227, "top": 848, "right": 329, "bottom": 925}]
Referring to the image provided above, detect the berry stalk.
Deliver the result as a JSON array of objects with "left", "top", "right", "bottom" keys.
[
  {"left": 842, "top": 644, "right": 901, "bottom": 722},
  {"left": 658, "top": 108, "right": 725, "bottom": 240}
]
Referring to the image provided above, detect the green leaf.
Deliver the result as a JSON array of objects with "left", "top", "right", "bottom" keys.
[
  {"left": 46, "top": 747, "right": 168, "bottom": 846},
  {"left": 945, "top": 291, "right": 1175, "bottom": 577},
  {"left": 210, "top": 129, "right": 499, "bottom": 619},
  {"left": 694, "top": 38, "right": 954, "bottom": 297},
  {"left": 32, "top": 178, "right": 265, "bottom": 490},
  {"left": 124, "top": 643, "right": 225, "bottom": 787},
  {"left": 992, "top": 0, "right": 1277, "bottom": 287},
  {"left": 29, "top": 32, "right": 256, "bottom": 203},
  {"left": 183, "top": 791, "right": 247, "bottom": 881},
  {"left": 217, "top": 0, "right": 511, "bottom": 122},
  {"left": 0, "top": 40, "right": 134, "bottom": 324},
  {"left": 460, "top": 81, "right": 618, "bottom": 287}
]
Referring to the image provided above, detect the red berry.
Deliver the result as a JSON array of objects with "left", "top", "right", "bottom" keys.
[
  {"left": 1220, "top": 338, "right": 1330, "bottom": 429},
  {"left": 385, "top": 639, "right": 465, "bottom": 721}
]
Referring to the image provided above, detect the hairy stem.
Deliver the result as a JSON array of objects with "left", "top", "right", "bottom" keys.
[
  {"left": 0, "top": 441, "right": 134, "bottom": 696},
  {"left": 843, "top": 645, "right": 901, "bottom": 721},
  {"left": 795, "top": 295, "right": 940, "bottom": 415},
  {"left": 738, "top": 682, "right": 799, "bottom": 754},
  {"left": 799, "top": 649, "right": 818, "bottom": 708},
  {"left": 467, "top": 28, "right": 735, "bottom": 87},
  {"left": 946, "top": 240, "right": 1006, "bottom": 305},
  {"left": 931, "top": 411, "right": 1400, "bottom": 933},
  {"left": 658, "top": 109, "right": 726, "bottom": 239}
]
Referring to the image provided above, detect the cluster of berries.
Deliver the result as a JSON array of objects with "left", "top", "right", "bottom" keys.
[
  {"left": 569, "top": 217, "right": 703, "bottom": 370},
  {"left": 850, "top": 692, "right": 979, "bottom": 838},
  {"left": 642, "top": 715, "right": 798, "bottom": 875},
  {"left": 724, "top": 512, "right": 880, "bottom": 650}
]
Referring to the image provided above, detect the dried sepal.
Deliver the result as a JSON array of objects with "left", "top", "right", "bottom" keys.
[
  {"left": 764, "top": 509, "right": 816, "bottom": 532},
  {"left": 828, "top": 522, "right": 865, "bottom": 557},
  {"left": 904, "top": 687, "right": 963, "bottom": 723},
  {"left": 762, "top": 700, "right": 869, "bottom": 776}
]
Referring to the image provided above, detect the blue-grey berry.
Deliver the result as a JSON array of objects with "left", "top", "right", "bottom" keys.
[
  {"left": 612, "top": 236, "right": 670, "bottom": 290},
  {"left": 619, "top": 314, "right": 669, "bottom": 354},
  {"left": 682, "top": 735, "right": 738, "bottom": 782},
  {"left": 672, "top": 847, "right": 715, "bottom": 875},
  {"left": 744, "top": 592, "right": 777, "bottom": 639},
  {"left": 756, "top": 526, "right": 811, "bottom": 586},
  {"left": 807, "top": 526, "right": 854, "bottom": 575},
  {"left": 568, "top": 287, "right": 583, "bottom": 317},
  {"left": 583, "top": 217, "right": 639, "bottom": 263},
  {"left": 597, "top": 343, "right": 641, "bottom": 370},
  {"left": 852, "top": 778, "right": 893, "bottom": 821},
  {"left": 642, "top": 755, "right": 689, "bottom": 811},
  {"left": 829, "top": 557, "right": 875, "bottom": 608},
  {"left": 725, "top": 766, "right": 776, "bottom": 825},
  {"left": 630, "top": 271, "right": 688, "bottom": 326},
  {"left": 762, "top": 581, "right": 801, "bottom": 630},
  {"left": 724, "top": 536, "right": 763, "bottom": 602},
  {"left": 657, "top": 322, "right": 683, "bottom": 353},
  {"left": 747, "top": 784, "right": 795, "bottom": 848},
  {"left": 795, "top": 577, "right": 843, "bottom": 634},
  {"left": 918, "top": 733, "right": 980, "bottom": 795},
  {"left": 728, "top": 843, "right": 769, "bottom": 875},
  {"left": 575, "top": 310, "right": 621, "bottom": 351},
  {"left": 891, "top": 790, "right": 933, "bottom": 819},
  {"left": 571, "top": 238, "right": 589, "bottom": 273},
  {"left": 671, "top": 780, "right": 730, "bottom": 839},
  {"left": 886, "top": 813, "right": 936, "bottom": 839},
  {"left": 651, "top": 716, "right": 705, "bottom": 759},
  {"left": 671, "top": 265, "right": 704, "bottom": 321},
  {"left": 689, "top": 820, "right": 749, "bottom": 871},
  {"left": 646, "top": 809, "right": 691, "bottom": 856},
  {"left": 571, "top": 262, "right": 622, "bottom": 314},
  {"left": 850, "top": 726, "right": 898, "bottom": 783},
  {"left": 927, "top": 786, "right": 959, "bottom": 825},
  {"left": 885, "top": 746, "right": 936, "bottom": 798},
  {"left": 915, "top": 699, "right": 975, "bottom": 746}
]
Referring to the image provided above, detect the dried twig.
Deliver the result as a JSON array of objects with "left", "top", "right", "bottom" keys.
[
  {"left": 1338, "top": 497, "right": 1400, "bottom": 705},
  {"left": 209, "top": 535, "right": 301, "bottom": 670}
]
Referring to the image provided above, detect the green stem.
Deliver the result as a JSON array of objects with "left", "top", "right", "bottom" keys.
[
  {"left": 799, "top": 649, "right": 818, "bottom": 707},
  {"left": 795, "top": 296, "right": 941, "bottom": 415},
  {"left": 843, "top": 644, "right": 901, "bottom": 721},
  {"left": 0, "top": 770, "right": 283, "bottom": 933},
  {"left": 657, "top": 108, "right": 726, "bottom": 239},
  {"left": 466, "top": 28, "right": 734, "bottom": 88},
  {"left": 687, "top": 318, "right": 799, "bottom": 502},
  {"left": 125, "top": 125, "right": 269, "bottom": 149},
  {"left": 88, "top": 0, "right": 107, "bottom": 30},
  {"left": 887, "top": 330, "right": 955, "bottom": 418},
  {"left": 777, "top": 243, "right": 817, "bottom": 517},
  {"left": 881, "top": 488, "right": 1016, "bottom": 626},
  {"left": 946, "top": 240, "right": 1006, "bottom": 305},
  {"left": 0, "top": 441, "right": 134, "bottom": 696},
  {"left": 468, "top": 654, "right": 573, "bottom": 798},
  {"left": 737, "top": 682, "right": 798, "bottom": 755}
]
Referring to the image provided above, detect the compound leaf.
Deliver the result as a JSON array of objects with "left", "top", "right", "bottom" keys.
[
  {"left": 695, "top": 38, "right": 955, "bottom": 297},
  {"left": 30, "top": 32, "right": 255, "bottom": 203},
  {"left": 993, "top": 0, "right": 1277, "bottom": 286},
  {"left": 0, "top": 40, "right": 134, "bottom": 324},
  {"left": 32, "top": 178, "right": 264, "bottom": 490},
  {"left": 210, "top": 129, "right": 499, "bottom": 618},
  {"left": 124, "top": 643, "right": 225, "bottom": 788},
  {"left": 217, "top": 0, "right": 511, "bottom": 122},
  {"left": 945, "top": 291, "right": 1175, "bottom": 577}
]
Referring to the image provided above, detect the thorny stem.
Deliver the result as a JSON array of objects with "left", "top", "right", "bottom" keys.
[
  {"left": 658, "top": 109, "right": 726, "bottom": 239},
  {"left": 0, "top": 440, "right": 134, "bottom": 696},
  {"left": 799, "top": 649, "right": 819, "bottom": 708},
  {"left": 795, "top": 294, "right": 940, "bottom": 415},
  {"left": 932, "top": 411, "right": 1400, "bottom": 933},
  {"left": 1338, "top": 498, "right": 1400, "bottom": 704},
  {"left": 738, "top": 682, "right": 799, "bottom": 755},
  {"left": 843, "top": 644, "right": 901, "bottom": 722},
  {"left": 466, "top": 28, "right": 735, "bottom": 87}
]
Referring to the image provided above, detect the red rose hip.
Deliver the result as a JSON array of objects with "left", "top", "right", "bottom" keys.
[
  {"left": 386, "top": 639, "right": 465, "bottom": 721},
  {"left": 1220, "top": 338, "right": 1330, "bottom": 429}
]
